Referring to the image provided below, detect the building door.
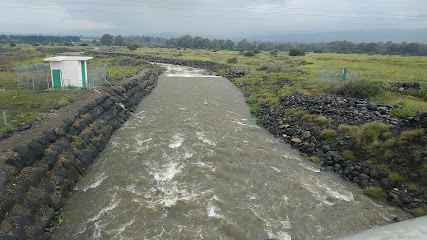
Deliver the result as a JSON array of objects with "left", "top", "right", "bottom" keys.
[
  {"left": 52, "top": 70, "right": 61, "bottom": 88},
  {"left": 81, "top": 61, "right": 86, "bottom": 86}
]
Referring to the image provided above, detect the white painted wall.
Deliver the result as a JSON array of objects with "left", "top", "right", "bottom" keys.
[{"left": 49, "top": 60, "right": 87, "bottom": 88}]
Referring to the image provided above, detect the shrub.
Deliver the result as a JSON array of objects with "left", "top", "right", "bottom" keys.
[
  {"left": 270, "top": 50, "right": 278, "bottom": 56},
  {"left": 244, "top": 51, "right": 256, "bottom": 57},
  {"left": 342, "top": 150, "right": 355, "bottom": 160},
  {"left": 413, "top": 208, "right": 427, "bottom": 217},
  {"left": 227, "top": 57, "right": 238, "bottom": 64},
  {"left": 289, "top": 48, "right": 305, "bottom": 56},
  {"left": 320, "top": 129, "right": 337, "bottom": 139},
  {"left": 390, "top": 108, "right": 416, "bottom": 118},
  {"left": 339, "top": 124, "right": 359, "bottom": 136},
  {"left": 80, "top": 42, "right": 89, "bottom": 46},
  {"left": 357, "top": 122, "right": 390, "bottom": 147},
  {"left": 127, "top": 43, "right": 139, "bottom": 51},
  {"left": 10, "top": 42, "right": 16, "bottom": 47},
  {"left": 309, "top": 156, "right": 321, "bottom": 163},
  {"left": 365, "top": 186, "right": 384, "bottom": 199},
  {"left": 335, "top": 80, "right": 383, "bottom": 99},
  {"left": 399, "top": 129, "right": 425, "bottom": 142},
  {"left": 253, "top": 49, "right": 261, "bottom": 54},
  {"left": 284, "top": 107, "right": 305, "bottom": 117}
]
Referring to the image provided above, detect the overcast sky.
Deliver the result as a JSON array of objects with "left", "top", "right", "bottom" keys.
[{"left": 1, "top": 0, "right": 426, "bottom": 38}]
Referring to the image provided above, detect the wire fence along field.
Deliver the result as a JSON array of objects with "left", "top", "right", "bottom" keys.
[
  {"left": 317, "top": 69, "right": 360, "bottom": 88},
  {"left": 13, "top": 63, "right": 108, "bottom": 91},
  {"left": 13, "top": 63, "right": 51, "bottom": 90},
  {"left": 87, "top": 64, "right": 108, "bottom": 91}
]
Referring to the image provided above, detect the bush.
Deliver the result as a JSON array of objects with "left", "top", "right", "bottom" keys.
[
  {"left": 10, "top": 42, "right": 16, "bottom": 47},
  {"left": 244, "top": 51, "right": 256, "bottom": 57},
  {"left": 127, "top": 43, "right": 139, "bottom": 51},
  {"left": 390, "top": 108, "right": 416, "bottom": 118},
  {"left": 320, "top": 129, "right": 337, "bottom": 139},
  {"left": 365, "top": 186, "right": 384, "bottom": 199},
  {"left": 342, "top": 150, "right": 355, "bottom": 160},
  {"left": 80, "top": 42, "right": 89, "bottom": 46},
  {"left": 357, "top": 122, "right": 390, "bottom": 147},
  {"left": 335, "top": 80, "right": 383, "bottom": 99},
  {"left": 270, "top": 50, "right": 278, "bottom": 56},
  {"left": 289, "top": 48, "right": 305, "bottom": 56},
  {"left": 227, "top": 57, "right": 238, "bottom": 64}
]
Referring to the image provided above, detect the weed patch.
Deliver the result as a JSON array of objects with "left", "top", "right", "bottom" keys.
[{"left": 365, "top": 186, "right": 384, "bottom": 200}]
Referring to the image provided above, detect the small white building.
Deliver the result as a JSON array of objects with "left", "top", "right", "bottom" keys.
[{"left": 43, "top": 56, "right": 93, "bottom": 88}]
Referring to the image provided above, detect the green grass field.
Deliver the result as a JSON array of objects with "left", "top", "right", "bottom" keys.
[{"left": 1, "top": 43, "right": 426, "bottom": 135}]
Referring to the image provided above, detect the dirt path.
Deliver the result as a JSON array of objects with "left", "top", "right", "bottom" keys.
[{"left": 0, "top": 69, "right": 149, "bottom": 170}]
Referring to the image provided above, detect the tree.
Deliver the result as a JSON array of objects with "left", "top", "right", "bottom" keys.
[
  {"left": 128, "top": 43, "right": 139, "bottom": 51},
  {"left": 114, "top": 35, "right": 125, "bottom": 46},
  {"left": 100, "top": 34, "right": 114, "bottom": 46},
  {"left": 289, "top": 48, "right": 305, "bottom": 56}
]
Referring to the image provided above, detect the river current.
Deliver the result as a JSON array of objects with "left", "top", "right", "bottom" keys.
[{"left": 54, "top": 64, "right": 408, "bottom": 239}]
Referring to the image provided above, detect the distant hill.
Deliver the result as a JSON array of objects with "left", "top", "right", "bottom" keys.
[{"left": 253, "top": 29, "right": 427, "bottom": 43}]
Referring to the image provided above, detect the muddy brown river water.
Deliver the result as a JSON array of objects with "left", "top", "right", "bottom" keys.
[{"left": 54, "top": 64, "right": 408, "bottom": 239}]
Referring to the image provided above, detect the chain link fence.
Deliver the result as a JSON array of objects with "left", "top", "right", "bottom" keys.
[
  {"left": 87, "top": 64, "right": 108, "bottom": 91},
  {"left": 13, "top": 63, "right": 51, "bottom": 90}
]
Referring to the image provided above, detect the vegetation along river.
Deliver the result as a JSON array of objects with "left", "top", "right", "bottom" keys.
[{"left": 54, "top": 64, "right": 408, "bottom": 239}]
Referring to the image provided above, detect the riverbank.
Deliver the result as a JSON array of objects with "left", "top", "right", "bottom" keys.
[
  {"left": 0, "top": 67, "right": 161, "bottom": 239},
  {"left": 137, "top": 57, "right": 427, "bottom": 218}
]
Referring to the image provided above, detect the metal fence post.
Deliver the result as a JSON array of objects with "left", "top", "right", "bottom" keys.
[{"left": 3, "top": 111, "right": 7, "bottom": 127}]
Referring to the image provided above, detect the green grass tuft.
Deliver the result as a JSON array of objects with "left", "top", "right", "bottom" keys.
[
  {"left": 58, "top": 213, "right": 67, "bottom": 224},
  {"left": 302, "top": 114, "right": 329, "bottom": 127},
  {"left": 284, "top": 107, "right": 305, "bottom": 117},
  {"left": 357, "top": 122, "right": 390, "bottom": 147},
  {"left": 365, "top": 186, "right": 384, "bottom": 200},
  {"left": 399, "top": 129, "right": 425, "bottom": 142},
  {"left": 320, "top": 129, "right": 337, "bottom": 139},
  {"left": 338, "top": 124, "right": 359, "bottom": 136},
  {"left": 413, "top": 208, "right": 427, "bottom": 217},
  {"left": 390, "top": 108, "right": 417, "bottom": 118},
  {"left": 309, "top": 156, "right": 321, "bottom": 163},
  {"left": 342, "top": 150, "right": 356, "bottom": 160}
]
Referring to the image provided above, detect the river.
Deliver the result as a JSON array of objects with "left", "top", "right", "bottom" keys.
[{"left": 54, "top": 64, "right": 408, "bottom": 239}]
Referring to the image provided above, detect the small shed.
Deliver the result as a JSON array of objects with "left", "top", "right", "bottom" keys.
[{"left": 43, "top": 56, "right": 93, "bottom": 88}]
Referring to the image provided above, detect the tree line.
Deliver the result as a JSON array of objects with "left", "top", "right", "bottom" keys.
[
  {"left": 163, "top": 35, "right": 427, "bottom": 56},
  {"left": 0, "top": 35, "right": 80, "bottom": 44}
]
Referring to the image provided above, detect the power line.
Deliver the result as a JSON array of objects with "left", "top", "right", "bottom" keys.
[
  {"left": 0, "top": 5, "right": 424, "bottom": 27},
  {"left": 28, "top": 0, "right": 427, "bottom": 19}
]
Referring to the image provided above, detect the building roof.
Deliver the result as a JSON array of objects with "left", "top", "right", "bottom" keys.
[{"left": 43, "top": 56, "right": 93, "bottom": 62}]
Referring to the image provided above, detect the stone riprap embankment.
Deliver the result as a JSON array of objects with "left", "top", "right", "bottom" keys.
[
  {"left": 0, "top": 69, "right": 159, "bottom": 239},
  {"left": 258, "top": 93, "right": 427, "bottom": 216}
]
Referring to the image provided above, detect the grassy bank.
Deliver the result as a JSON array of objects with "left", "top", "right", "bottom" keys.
[{"left": 0, "top": 44, "right": 151, "bottom": 135}]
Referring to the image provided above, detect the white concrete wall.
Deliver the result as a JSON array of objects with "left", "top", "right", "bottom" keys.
[{"left": 49, "top": 60, "right": 84, "bottom": 88}]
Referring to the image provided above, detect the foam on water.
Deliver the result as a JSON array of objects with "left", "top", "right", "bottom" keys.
[
  {"left": 169, "top": 133, "right": 184, "bottom": 149},
  {"left": 299, "top": 162, "right": 321, "bottom": 173},
  {"left": 196, "top": 131, "right": 216, "bottom": 146},
  {"left": 207, "top": 195, "right": 223, "bottom": 219},
  {"left": 74, "top": 172, "right": 107, "bottom": 192},
  {"left": 158, "top": 63, "right": 221, "bottom": 78}
]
